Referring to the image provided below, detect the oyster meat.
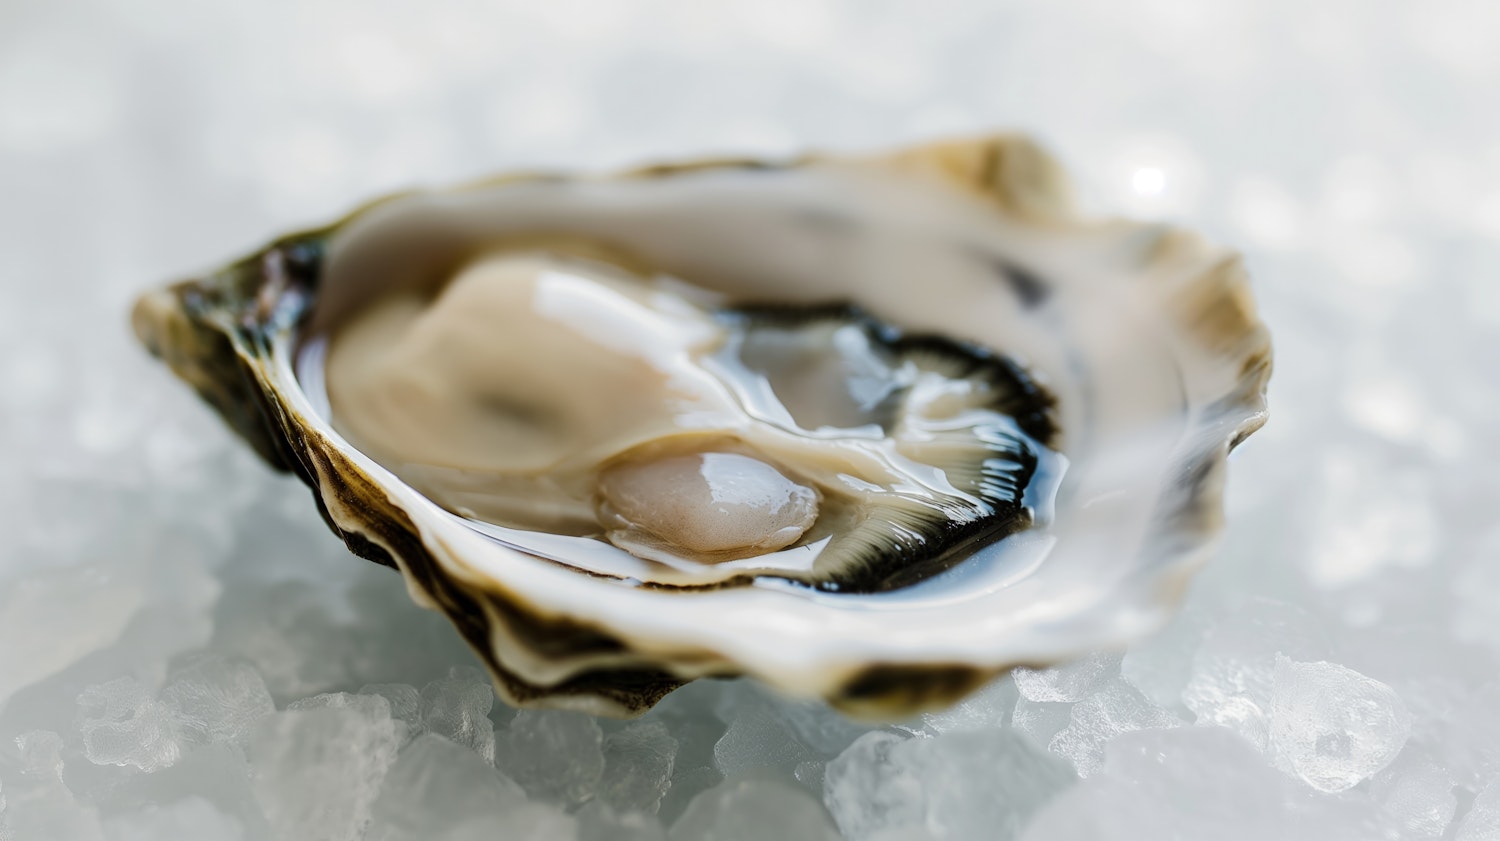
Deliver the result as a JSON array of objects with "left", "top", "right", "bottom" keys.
[
  {"left": 132, "top": 135, "right": 1271, "bottom": 718},
  {"left": 314, "top": 246, "right": 1057, "bottom": 591}
]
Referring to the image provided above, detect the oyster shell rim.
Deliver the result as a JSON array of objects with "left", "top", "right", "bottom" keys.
[{"left": 130, "top": 134, "right": 1272, "bottom": 719}]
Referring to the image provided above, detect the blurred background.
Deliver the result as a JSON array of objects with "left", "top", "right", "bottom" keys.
[{"left": 3, "top": 1, "right": 1500, "bottom": 839}]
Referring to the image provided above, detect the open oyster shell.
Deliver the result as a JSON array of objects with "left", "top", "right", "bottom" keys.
[{"left": 132, "top": 135, "right": 1270, "bottom": 718}]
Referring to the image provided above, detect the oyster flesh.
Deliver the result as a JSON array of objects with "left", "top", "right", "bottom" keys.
[{"left": 131, "top": 135, "right": 1271, "bottom": 718}]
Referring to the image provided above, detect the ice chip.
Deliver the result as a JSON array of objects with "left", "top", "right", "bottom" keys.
[
  {"left": 578, "top": 801, "right": 669, "bottom": 841},
  {"left": 101, "top": 796, "right": 245, "bottom": 841},
  {"left": 16, "top": 730, "right": 66, "bottom": 778},
  {"left": 794, "top": 759, "right": 825, "bottom": 790},
  {"left": 495, "top": 709, "right": 604, "bottom": 807},
  {"left": 918, "top": 676, "right": 1018, "bottom": 734},
  {"left": 2, "top": 732, "right": 104, "bottom": 841},
  {"left": 77, "top": 676, "right": 182, "bottom": 772},
  {"left": 1011, "top": 698, "right": 1073, "bottom": 747},
  {"left": 287, "top": 691, "right": 390, "bottom": 717},
  {"left": 0, "top": 562, "right": 145, "bottom": 710},
  {"left": 1457, "top": 777, "right": 1500, "bottom": 841},
  {"left": 670, "top": 775, "right": 841, "bottom": 841},
  {"left": 712, "top": 694, "right": 817, "bottom": 777},
  {"left": 1014, "top": 651, "right": 1122, "bottom": 703},
  {"left": 1268, "top": 656, "right": 1411, "bottom": 793},
  {"left": 359, "top": 683, "right": 423, "bottom": 734},
  {"left": 1370, "top": 751, "right": 1456, "bottom": 839},
  {"left": 106, "top": 742, "right": 270, "bottom": 839},
  {"left": 1183, "top": 599, "right": 1331, "bottom": 750},
  {"left": 823, "top": 731, "right": 924, "bottom": 840},
  {"left": 909, "top": 730, "right": 1076, "bottom": 839},
  {"left": 1121, "top": 604, "right": 1209, "bottom": 710},
  {"left": 1020, "top": 726, "right": 1289, "bottom": 841},
  {"left": 420, "top": 667, "right": 496, "bottom": 763},
  {"left": 1048, "top": 680, "right": 1182, "bottom": 776},
  {"left": 599, "top": 721, "right": 678, "bottom": 814},
  {"left": 247, "top": 704, "right": 400, "bottom": 841},
  {"left": 769, "top": 694, "right": 872, "bottom": 757},
  {"left": 825, "top": 728, "right": 1073, "bottom": 840},
  {"left": 160, "top": 656, "right": 274, "bottom": 745},
  {"left": 365, "top": 733, "right": 525, "bottom": 841},
  {"left": 212, "top": 580, "right": 358, "bottom": 701}
]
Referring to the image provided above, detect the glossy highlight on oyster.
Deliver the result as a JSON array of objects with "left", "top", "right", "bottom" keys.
[
  {"left": 131, "top": 135, "right": 1271, "bottom": 719},
  {"left": 316, "top": 247, "right": 1057, "bottom": 592}
]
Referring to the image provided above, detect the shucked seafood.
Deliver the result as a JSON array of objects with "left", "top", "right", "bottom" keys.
[
  {"left": 132, "top": 135, "right": 1271, "bottom": 717},
  {"left": 319, "top": 245, "right": 1057, "bottom": 591}
]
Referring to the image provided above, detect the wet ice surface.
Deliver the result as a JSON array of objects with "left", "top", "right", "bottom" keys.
[{"left": 2, "top": 0, "right": 1499, "bottom": 838}]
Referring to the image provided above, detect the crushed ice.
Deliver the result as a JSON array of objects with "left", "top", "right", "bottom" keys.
[{"left": 3, "top": 0, "right": 1499, "bottom": 838}]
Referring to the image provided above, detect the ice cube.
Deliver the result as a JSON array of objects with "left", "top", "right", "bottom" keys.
[
  {"left": 657, "top": 765, "right": 723, "bottom": 828},
  {"left": 106, "top": 742, "right": 271, "bottom": 840},
  {"left": 1268, "top": 656, "right": 1412, "bottom": 793},
  {"left": 360, "top": 684, "right": 422, "bottom": 728},
  {"left": 604, "top": 683, "right": 723, "bottom": 823},
  {"left": 0, "top": 562, "right": 145, "bottom": 710},
  {"left": 577, "top": 801, "right": 669, "bottom": 841},
  {"left": 495, "top": 710, "right": 604, "bottom": 807},
  {"left": 906, "top": 730, "right": 1076, "bottom": 840},
  {"left": 160, "top": 656, "right": 274, "bottom": 746},
  {"left": 287, "top": 691, "right": 389, "bottom": 717},
  {"left": 1457, "top": 777, "right": 1500, "bottom": 841},
  {"left": 16, "top": 730, "right": 66, "bottom": 778},
  {"left": 1048, "top": 680, "right": 1182, "bottom": 776},
  {"left": 824, "top": 728, "right": 1074, "bottom": 840},
  {"left": 247, "top": 701, "right": 400, "bottom": 841},
  {"left": 1020, "top": 726, "right": 1289, "bottom": 841},
  {"left": 757, "top": 690, "right": 872, "bottom": 757},
  {"left": 1121, "top": 603, "right": 1210, "bottom": 710},
  {"left": 4, "top": 731, "right": 104, "bottom": 841},
  {"left": 598, "top": 721, "right": 678, "bottom": 813},
  {"left": 670, "top": 774, "right": 841, "bottom": 841},
  {"left": 918, "top": 676, "right": 1018, "bottom": 735},
  {"left": 365, "top": 733, "right": 526, "bottom": 841},
  {"left": 1014, "top": 652, "right": 1122, "bottom": 703},
  {"left": 77, "top": 676, "right": 182, "bottom": 772},
  {"left": 1183, "top": 599, "right": 1332, "bottom": 750},
  {"left": 212, "top": 581, "right": 358, "bottom": 702},
  {"left": 1022, "top": 723, "right": 1407, "bottom": 840},
  {"left": 1370, "top": 751, "right": 1456, "bottom": 839},
  {"left": 823, "top": 731, "right": 924, "bottom": 840},
  {"left": 359, "top": 683, "right": 424, "bottom": 743},
  {"left": 100, "top": 796, "right": 245, "bottom": 841},
  {"left": 419, "top": 667, "right": 496, "bottom": 763},
  {"left": 712, "top": 693, "right": 817, "bottom": 777},
  {"left": 1011, "top": 698, "right": 1073, "bottom": 747},
  {"left": 794, "top": 760, "right": 825, "bottom": 791}
]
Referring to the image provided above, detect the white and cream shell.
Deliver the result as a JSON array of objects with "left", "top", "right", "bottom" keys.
[{"left": 131, "top": 135, "right": 1271, "bottom": 718}]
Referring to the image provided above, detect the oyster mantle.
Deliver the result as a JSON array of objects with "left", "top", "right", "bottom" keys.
[
  {"left": 316, "top": 246, "right": 1059, "bottom": 592},
  {"left": 131, "top": 135, "right": 1271, "bottom": 718}
]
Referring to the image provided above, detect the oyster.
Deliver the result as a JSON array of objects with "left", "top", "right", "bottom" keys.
[{"left": 132, "top": 135, "right": 1271, "bottom": 718}]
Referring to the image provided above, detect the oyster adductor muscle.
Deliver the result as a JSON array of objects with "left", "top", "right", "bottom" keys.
[
  {"left": 317, "top": 247, "right": 1058, "bottom": 593},
  {"left": 131, "top": 135, "right": 1271, "bottom": 718}
]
